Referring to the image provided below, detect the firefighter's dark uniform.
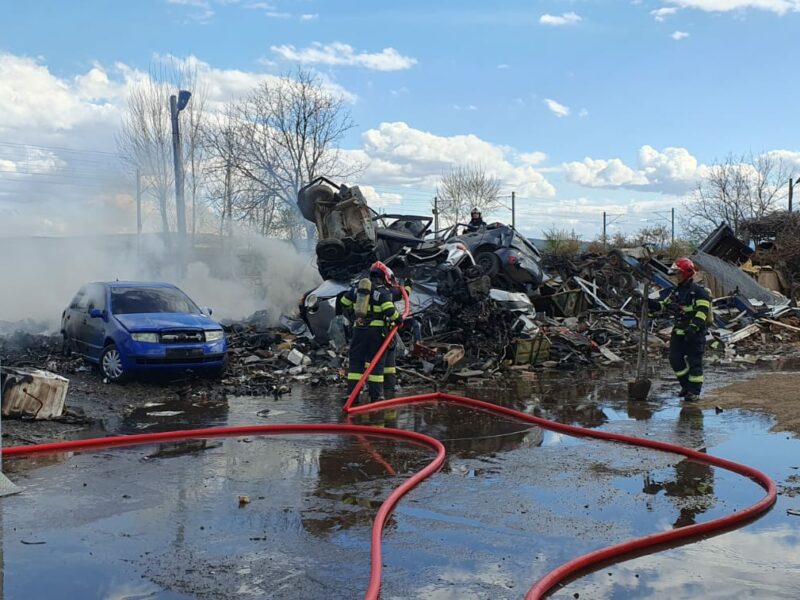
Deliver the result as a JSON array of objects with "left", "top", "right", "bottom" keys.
[
  {"left": 383, "top": 282, "right": 411, "bottom": 398},
  {"left": 650, "top": 280, "right": 711, "bottom": 396},
  {"left": 340, "top": 284, "right": 401, "bottom": 401}
]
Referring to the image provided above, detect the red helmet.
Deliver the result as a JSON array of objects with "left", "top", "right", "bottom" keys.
[
  {"left": 369, "top": 261, "right": 395, "bottom": 286},
  {"left": 669, "top": 257, "right": 696, "bottom": 280}
]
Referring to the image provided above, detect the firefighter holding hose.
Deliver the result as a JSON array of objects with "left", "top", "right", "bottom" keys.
[{"left": 340, "top": 262, "right": 402, "bottom": 403}]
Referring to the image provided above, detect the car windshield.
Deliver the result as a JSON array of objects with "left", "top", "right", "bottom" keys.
[{"left": 111, "top": 287, "right": 199, "bottom": 315}]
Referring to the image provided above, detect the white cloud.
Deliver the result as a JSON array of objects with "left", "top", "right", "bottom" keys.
[
  {"left": 579, "top": 108, "right": 589, "bottom": 117},
  {"left": 563, "top": 145, "right": 711, "bottom": 194},
  {"left": 358, "top": 185, "right": 403, "bottom": 208},
  {"left": 519, "top": 151, "right": 547, "bottom": 166},
  {"left": 664, "top": 0, "right": 800, "bottom": 14},
  {"left": 299, "top": 13, "right": 318, "bottom": 21},
  {"left": 652, "top": 6, "right": 680, "bottom": 19},
  {"left": 166, "top": 0, "right": 214, "bottom": 21},
  {"left": 539, "top": 12, "right": 582, "bottom": 26},
  {"left": 543, "top": 98, "right": 571, "bottom": 117},
  {"left": 671, "top": 30, "right": 690, "bottom": 40},
  {"left": 341, "top": 121, "right": 556, "bottom": 199},
  {"left": 270, "top": 42, "right": 417, "bottom": 71},
  {"left": 497, "top": 64, "right": 511, "bottom": 69}
]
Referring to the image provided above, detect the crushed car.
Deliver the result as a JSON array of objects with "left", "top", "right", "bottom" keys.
[{"left": 297, "top": 177, "right": 542, "bottom": 352}]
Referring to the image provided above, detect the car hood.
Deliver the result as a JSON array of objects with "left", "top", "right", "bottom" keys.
[{"left": 114, "top": 313, "right": 220, "bottom": 332}]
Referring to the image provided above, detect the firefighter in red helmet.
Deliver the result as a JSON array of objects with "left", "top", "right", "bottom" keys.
[
  {"left": 648, "top": 257, "right": 711, "bottom": 400},
  {"left": 339, "top": 261, "right": 401, "bottom": 403}
]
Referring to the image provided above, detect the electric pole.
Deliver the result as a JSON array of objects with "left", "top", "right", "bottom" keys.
[
  {"left": 511, "top": 191, "right": 516, "bottom": 230},
  {"left": 671, "top": 207, "right": 675, "bottom": 244},
  {"left": 790, "top": 177, "right": 794, "bottom": 213},
  {"left": 602, "top": 211, "right": 607, "bottom": 250},
  {"left": 433, "top": 195, "right": 439, "bottom": 235}
]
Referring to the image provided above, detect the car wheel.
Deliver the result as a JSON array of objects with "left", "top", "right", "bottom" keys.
[
  {"left": 100, "top": 344, "right": 127, "bottom": 383},
  {"left": 475, "top": 252, "right": 501, "bottom": 277},
  {"left": 316, "top": 239, "right": 348, "bottom": 262}
]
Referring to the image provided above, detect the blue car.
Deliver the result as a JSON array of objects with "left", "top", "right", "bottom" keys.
[{"left": 60, "top": 282, "right": 228, "bottom": 382}]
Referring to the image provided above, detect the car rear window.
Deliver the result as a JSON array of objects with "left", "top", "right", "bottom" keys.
[{"left": 111, "top": 287, "right": 199, "bottom": 315}]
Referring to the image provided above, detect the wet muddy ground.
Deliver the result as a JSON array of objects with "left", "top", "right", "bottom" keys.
[{"left": 2, "top": 367, "right": 800, "bottom": 599}]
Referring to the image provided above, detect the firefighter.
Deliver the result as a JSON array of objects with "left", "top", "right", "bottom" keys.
[
  {"left": 648, "top": 257, "right": 711, "bottom": 400},
  {"left": 463, "top": 208, "right": 487, "bottom": 233},
  {"left": 339, "top": 262, "right": 401, "bottom": 403}
]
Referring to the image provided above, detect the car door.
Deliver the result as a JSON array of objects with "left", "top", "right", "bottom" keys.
[
  {"left": 81, "top": 284, "right": 108, "bottom": 360},
  {"left": 64, "top": 286, "right": 89, "bottom": 353}
]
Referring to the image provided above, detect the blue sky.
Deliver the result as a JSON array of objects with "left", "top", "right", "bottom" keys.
[{"left": 1, "top": 0, "right": 799, "bottom": 238}]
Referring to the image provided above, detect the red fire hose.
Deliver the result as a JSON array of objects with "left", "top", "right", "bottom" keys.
[
  {"left": 345, "top": 392, "right": 778, "bottom": 599},
  {"left": 2, "top": 423, "right": 445, "bottom": 600}
]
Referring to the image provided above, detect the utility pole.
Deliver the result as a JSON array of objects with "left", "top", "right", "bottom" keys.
[
  {"left": 602, "top": 211, "right": 607, "bottom": 250},
  {"left": 671, "top": 207, "right": 675, "bottom": 244},
  {"left": 170, "top": 95, "right": 186, "bottom": 237},
  {"left": 790, "top": 177, "right": 794, "bottom": 213},
  {"left": 136, "top": 168, "right": 142, "bottom": 235},
  {"left": 511, "top": 191, "right": 516, "bottom": 230},
  {"left": 433, "top": 195, "right": 439, "bottom": 235}
]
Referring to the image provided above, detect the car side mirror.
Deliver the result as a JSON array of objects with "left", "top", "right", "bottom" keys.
[
  {"left": 205, "top": 307, "right": 213, "bottom": 316},
  {"left": 89, "top": 308, "right": 105, "bottom": 319}
]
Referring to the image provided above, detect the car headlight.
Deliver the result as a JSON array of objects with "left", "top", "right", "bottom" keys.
[
  {"left": 305, "top": 293, "right": 319, "bottom": 313},
  {"left": 205, "top": 329, "right": 225, "bottom": 342},
  {"left": 132, "top": 333, "right": 159, "bottom": 343}
]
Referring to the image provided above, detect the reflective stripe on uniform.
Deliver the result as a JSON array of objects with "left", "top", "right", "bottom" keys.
[
  {"left": 674, "top": 366, "right": 690, "bottom": 377},
  {"left": 674, "top": 328, "right": 685, "bottom": 335},
  {"left": 340, "top": 296, "right": 353, "bottom": 306},
  {"left": 695, "top": 311, "right": 707, "bottom": 321},
  {"left": 368, "top": 374, "right": 384, "bottom": 383},
  {"left": 695, "top": 299, "right": 711, "bottom": 308},
  {"left": 384, "top": 366, "right": 397, "bottom": 374},
  {"left": 369, "top": 319, "right": 386, "bottom": 327},
  {"left": 688, "top": 374, "right": 704, "bottom": 383},
  {"left": 380, "top": 301, "right": 395, "bottom": 312},
  {"left": 347, "top": 372, "right": 363, "bottom": 381}
]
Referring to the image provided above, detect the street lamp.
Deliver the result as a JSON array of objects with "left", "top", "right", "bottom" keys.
[
  {"left": 170, "top": 90, "right": 192, "bottom": 238},
  {"left": 790, "top": 176, "right": 800, "bottom": 213}
]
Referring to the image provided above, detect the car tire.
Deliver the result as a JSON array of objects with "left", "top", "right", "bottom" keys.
[
  {"left": 316, "top": 239, "right": 348, "bottom": 262},
  {"left": 475, "top": 252, "right": 501, "bottom": 277},
  {"left": 100, "top": 344, "right": 127, "bottom": 383}
]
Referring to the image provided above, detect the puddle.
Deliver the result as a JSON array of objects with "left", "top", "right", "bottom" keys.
[{"left": 2, "top": 369, "right": 799, "bottom": 599}]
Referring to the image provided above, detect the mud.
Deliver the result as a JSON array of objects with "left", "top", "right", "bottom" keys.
[{"left": 701, "top": 372, "right": 800, "bottom": 436}]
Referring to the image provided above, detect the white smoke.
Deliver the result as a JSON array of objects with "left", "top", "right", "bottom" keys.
[{"left": 0, "top": 232, "right": 320, "bottom": 334}]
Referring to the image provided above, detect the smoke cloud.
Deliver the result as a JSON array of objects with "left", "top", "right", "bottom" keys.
[{"left": 0, "top": 232, "right": 320, "bottom": 334}]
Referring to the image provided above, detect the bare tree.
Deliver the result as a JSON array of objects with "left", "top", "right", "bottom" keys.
[
  {"left": 182, "top": 77, "right": 208, "bottom": 236},
  {"left": 231, "top": 68, "right": 359, "bottom": 243},
  {"left": 118, "top": 62, "right": 206, "bottom": 236},
  {"left": 682, "top": 152, "right": 791, "bottom": 240},
  {"left": 436, "top": 164, "right": 502, "bottom": 226},
  {"left": 118, "top": 73, "right": 175, "bottom": 233}
]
